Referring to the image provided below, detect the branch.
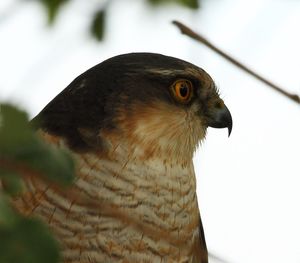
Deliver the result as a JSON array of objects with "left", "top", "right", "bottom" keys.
[{"left": 172, "top": 20, "right": 300, "bottom": 105}]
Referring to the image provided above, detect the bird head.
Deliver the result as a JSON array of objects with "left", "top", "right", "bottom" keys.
[{"left": 34, "top": 53, "right": 232, "bottom": 163}]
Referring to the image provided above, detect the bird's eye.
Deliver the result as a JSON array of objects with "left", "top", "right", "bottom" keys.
[{"left": 171, "top": 79, "right": 193, "bottom": 103}]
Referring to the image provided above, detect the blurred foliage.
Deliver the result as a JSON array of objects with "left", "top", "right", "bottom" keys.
[
  {"left": 0, "top": 104, "right": 74, "bottom": 186},
  {"left": 0, "top": 103, "right": 75, "bottom": 263},
  {"left": 38, "top": 0, "right": 70, "bottom": 24},
  {"left": 35, "top": 0, "right": 200, "bottom": 40},
  {"left": 0, "top": 207, "right": 61, "bottom": 263},
  {"left": 90, "top": 8, "right": 106, "bottom": 41},
  {"left": 148, "top": 0, "right": 199, "bottom": 9}
]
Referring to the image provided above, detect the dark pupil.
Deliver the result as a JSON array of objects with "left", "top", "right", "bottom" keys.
[{"left": 179, "top": 85, "right": 188, "bottom": 97}]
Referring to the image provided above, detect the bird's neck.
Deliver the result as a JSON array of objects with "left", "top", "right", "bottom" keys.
[
  {"left": 34, "top": 131, "right": 202, "bottom": 262},
  {"left": 71, "top": 140, "right": 201, "bottom": 261},
  {"left": 75, "top": 143, "right": 200, "bottom": 232}
]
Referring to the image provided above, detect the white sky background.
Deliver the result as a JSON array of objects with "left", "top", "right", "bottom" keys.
[{"left": 1, "top": 0, "right": 300, "bottom": 262}]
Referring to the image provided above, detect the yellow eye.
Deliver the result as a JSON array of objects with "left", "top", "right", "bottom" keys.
[{"left": 171, "top": 79, "right": 193, "bottom": 103}]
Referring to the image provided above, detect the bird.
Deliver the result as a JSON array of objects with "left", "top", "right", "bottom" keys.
[{"left": 13, "top": 53, "right": 232, "bottom": 263}]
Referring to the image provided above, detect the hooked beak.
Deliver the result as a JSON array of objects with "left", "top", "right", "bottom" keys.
[{"left": 207, "top": 104, "right": 233, "bottom": 136}]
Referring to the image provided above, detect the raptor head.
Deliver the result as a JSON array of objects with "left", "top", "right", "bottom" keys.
[{"left": 33, "top": 53, "right": 232, "bottom": 162}]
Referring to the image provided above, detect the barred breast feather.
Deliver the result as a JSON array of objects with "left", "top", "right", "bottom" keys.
[{"left": 13, "top": 131, "right": 204, "bottom": 263}]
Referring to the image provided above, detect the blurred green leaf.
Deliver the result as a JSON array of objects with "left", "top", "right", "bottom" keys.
[
  {"left": 90, "top": 9, "right": 106, "bottom": 41},
  {"left": 148, "top": 0, "right": 199, "bottom": 9},
  {"left": 22, "top": 143, "right": 75, "bottom": 186},
  {"left": 0, "top": 169, "right": 24, "bottom": 197},
  {"left": 0, "top": 103, "right": 32, "bottom": 150},
  {"left": 0, "top": 193, "right": 19, "bottom": 228},
  {"left": 0, "top": 103, "right": 75, "bottom": 186},
  {"left": 38, "top": 0, "right": 70, "bottom": 24},
  {"left": 0, "top": 216, "right": 60, "bottom": 263},
  {"left": 0, "top": 103, "right": 74, "bottom": 262},
  {"left": 180, "top": 0, "right": 199, "bottom": 9},
  {"left": 34, "top": 0, "right": 199, "bottom": 40}
]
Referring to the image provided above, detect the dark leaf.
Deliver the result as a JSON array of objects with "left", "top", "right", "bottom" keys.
[
  {"left": 0, "top": 103, "right": 32, "bottom": 150},
  {"left": 90, "top": 9, "right": 106, "bottom": 41},
  {"left": 21, "top": 142, "right": 75, "bottom": 186},
  {"left": 148, "top": 0, "right": 199, "bottom": 9},
  {"left": 0, "top": 169, "right": 24, "bottom": 197},
  {"left": 0, "top": 103, "right": 75, "bottom": 186},
  {"left": 0, "top": 193, "right": 19, "bottom": 228},
  {"left": 0, "top": 216, "right": 60, "bottom": 263},
  {"left": 180, "top": 0, "right": 199, "bottom": 9},
  {"left": 38, "top": 0, "right": 70, "bottom": 24}
]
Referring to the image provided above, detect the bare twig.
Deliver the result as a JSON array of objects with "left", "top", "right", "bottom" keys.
[{"left": 172, "top": 20, "right": 300, "bottom": 105}]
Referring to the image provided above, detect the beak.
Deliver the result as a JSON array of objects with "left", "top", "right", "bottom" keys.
[{"left": 207, "top": 104, "right": 233, "bottom": 136}]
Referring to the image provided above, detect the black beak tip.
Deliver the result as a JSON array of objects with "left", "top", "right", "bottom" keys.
[
  {"left": 225, "top": 108, "right": 233, "bottom": 137},
  {"left": 207, "top": 104, "right": 233, "bottom": 137},
  {"left": 227, "top": 118, "right": 233, "bottom": 137}
]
